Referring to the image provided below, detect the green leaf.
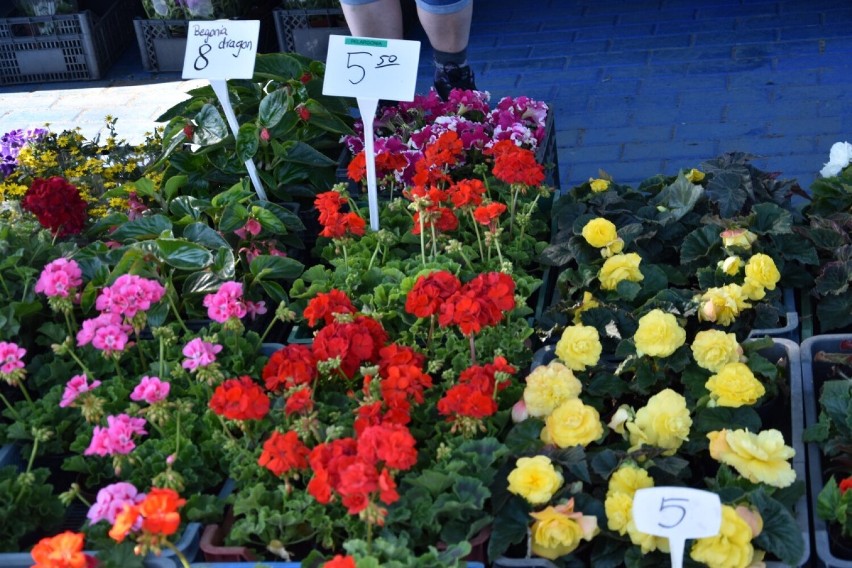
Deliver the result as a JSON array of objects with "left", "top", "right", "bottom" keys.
[
  {"left": 194, "top": 103, "right": 228, "bottom": 145},
  {"left": 650, "top": 174, "right": 703, "bottom": 224},
  {"left": 751, "top": 489, "right": 805, "bottom": 566},
  {"left": 816, "top": 289, "right": 852, "bottom": 332},
  {"left": 183, "top": 271, "right": 223, "bottom": 295},
  {"left": 260, "top": 280, "right": 288, "bottom": 304},
  {"left": 163, "top": 174, "right": 188, "bottom": 201},
  {"left": 183, "top": 222, "right": 230, "bottom": 250},
  {"left": 751, "top": 202, "right": 792, "bottom": 235},
  {"left": 590, "top": 448, "right": 621, "bottom": 478},
  {"left": 770, "top": 233, "right": 819, "bottom": 265},
  {"left": 236, "top": 123, "right": 259, "bottom": 162},
  {"left": 815, "top": 261, "right": 852, "bottom": 296},
  {"left": 155, "top": 239, "right": 214, "bottom": 270},
  {"left": 258, "top": 89, "right": 289, "bottom": 128},
  {"left": 252, "top": 206, "right": 287, "bottom": 234},
  {"left": 281, "top": 141, "right": 337, "bottom": 167},
  {"left": 504, "top": 419, "right": 544, "bottom": 455},
  {"left": 169, "top": 195, "right": 205, "bottom": 222},
  {"left": 256, "top": 201, "right": 305, "bottom": 232},
  {"left": 219, "top": 203, "right": 250, "bottom": 233},
  {"left": 110, "top": 215, "right": 173, "bottom": 242},
  {"left": 820, "top": 380, "right": 852, "bottom": 438},
  {"left": 212, "top": 247, "right": 236, "bottom": 281},
  {"left": 706, "top": 171, "right": 748, "bottom": 217},
  {"left": 303, "top": 99, "right": 355, "bottom": 135},
  {"left": 681, "top": 224, "right": 721, "bottom": 265},
  {"left": 249, "top": 255, "right": 305, "bottom": 281},
  {"left": 816, "top": 477, "right": 841, "bottom": 522},
  {"left": 693, "top": 406, "right": 762, "bottom": 436}
]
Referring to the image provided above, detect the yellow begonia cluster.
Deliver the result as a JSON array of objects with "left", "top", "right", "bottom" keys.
[
  {"left": 625, "top": 389, "right": 692, "bottom": 455},
  {"left": 523, "top": 360, "right": 582, "bottom": 417},
  {"left": 507, "top": 455, "right": 563, "bottom": 505},
  {"left": 599, "top": 252, "right": 643, "bottom": 290},
  {"left": 604, "top": 464, "right": 669, "bottom": 554},
  {"left": 555, "top": 324, "right": 602, "bottom": 371},
  {"left": 705, "top": 362, "right": 765, "bottom": 407},
  {"left": 530, "top": 499, "right": 599, "bottom": 559},
  {"left": 691, "top": 329, "right": 741, "bottom": 372},
  {"left": 581, "top": 217, "right": 624, "bottom": 258},
  {"left": 698, "top": 283, "right": 751, "bottom": 326}
]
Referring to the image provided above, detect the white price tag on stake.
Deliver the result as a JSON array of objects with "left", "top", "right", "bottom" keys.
[
  {"left": 632, "top": 487, "right": 722, "bottom": 568},
  {"left": 322, "top": 35, "right": 421, "bottom": 101},
  {"left": 182, "top": 20, "right": 260, "bottom": 80}
]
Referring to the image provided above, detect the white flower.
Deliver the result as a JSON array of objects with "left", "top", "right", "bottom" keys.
[{"left": 819, "top": 141, "right": 852, "bottom": 177}]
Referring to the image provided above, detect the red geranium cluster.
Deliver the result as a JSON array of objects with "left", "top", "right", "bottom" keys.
[
  {"left": 406, "top": 270, "right": 516, "bottom": 336},
  {"left": 314, "top": 190, "right": 366, "bottom": 239},
  {"left": 209, "top": 376, "right": 270, "bottom": 421},
  {"left": 307, "top": 422, "right": 417, "bottom": 519},
  {"left": 257, "top": 430, "right": 310, "bottom": 477},
  {"left": 347, "top": 148, "right": 409, "bottom": 184},
  {"left": 485, "top": 139, "right": 546, "bottom": 187},
  {"left": 303, "top": 289, "right": 357, "bottom": 327},
  {"left": 437, "top": 356, "right": 516, "bottom": 425},
  {"left": 22, "top": 176, "right": 89, "bottom": 237},
  {"left": 411, "top": 130, "right": 464, "bottom": 188},
  {"left": 263, "top": 344, "right": 316, "bottom": 392},
  {"left": 313, "top": 315, "right": 389, "bottom": 379}
]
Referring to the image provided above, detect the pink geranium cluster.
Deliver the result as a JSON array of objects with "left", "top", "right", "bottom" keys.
[
  {"left": 129, "top": 376, "right": 170, "bottom": 405},
  {"left": 0, "top": 341, "right": 25, "bottom": 375},
  {"left": 34, "top": 257, "right": 83, "bottom": 298},
  {"left": 87, "top": 482, "right": 146, "bottom": 525},
  {"left": 95, "top": 274, "right": 166, "bottom": 320},
  {"left": 203, "top": 281, "right": 247, "bottom": 323},
  {"left": 84, "top": 414, "right": 147, "bottom": 457},
  {"left": 59, "top": 374, "right": 101, "bottom": 408},
  {"left": 76, "top": 313, "right": 133, "bottom": 357}
]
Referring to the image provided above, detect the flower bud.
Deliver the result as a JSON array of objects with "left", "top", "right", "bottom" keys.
[
  {"left": 721, "top": 228, "right": 757, "bottom": 250},
  {"left": 735, "top": 505, "right": 764, "bottom": 538},
  {"left": 607, "top": 404, "right": 633, "bottom": 435},
  {"left": 511, "top": 400, "right": 529, "bottom": 423},
  {"left": 260, "top": 127, "right": 270, "bottom": 142}
]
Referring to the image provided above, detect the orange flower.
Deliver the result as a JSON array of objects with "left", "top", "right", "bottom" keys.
[
  {"left": 31, "top": 531, "right": 90, "bottom": 568},
  {"left": 139, "top": 488, "right": 186, "bottom": 537},
  {"left": 323, "top": 554, "right": 357, "bottom": 568},
  {"left": 109, "top": 503, "right": 141, "bottom": 542}
]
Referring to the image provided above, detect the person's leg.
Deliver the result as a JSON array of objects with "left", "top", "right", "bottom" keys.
[
  {"left": 339, "top": 0, "right": 403, "bottom": 39},
  {"left": 415, "top": 0, "right": 476, "bottom": 99}
]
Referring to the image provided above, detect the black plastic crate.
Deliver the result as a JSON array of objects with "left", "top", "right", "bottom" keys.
[
  {"left": 133, "top": 18, "right": 188, "bottom": 73},
  {"left": 273, "top": 7, "right": 348, "bottom": 60},
  {"left": 0, "top": 0, "right": 139, "bottom": 84}
]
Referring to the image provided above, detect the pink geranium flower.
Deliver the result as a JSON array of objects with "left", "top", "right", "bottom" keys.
[
  {"left": 34, "top": 258, "right": 83, "bottom": 298},
  {"left": 202, "top": 281, "right": 247, "bottom": 323},
  {"left": 0, "top": 341, "right": 25, "bottom": 375},
  {"left": 59, "top": 374, "right": 101, "bottom": 408},
  {"left": 181, "top": 338, "right": 222, "bottom": 371},
  {"left": 77, "top": 313, "right": 132, "bottom": 356},
  {"left": 84, "top": 414, "right": 147, "bottom": 457},
  {"left": 129, "top": 376, "right": 170, "bottom": 405},
  {"left": 87, "top": 482, "right": 146, "bottom": 525}
]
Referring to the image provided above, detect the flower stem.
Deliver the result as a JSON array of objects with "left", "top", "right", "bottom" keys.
[
  {"left": 159, "top": 335, "right": 166, "bottom": 381},
  {"left": 509, "top": 185, "right": 520, "bottom": 236},
  {"left": 16, "top": 438, "right": 39, "bottom": 501},
  {"left": 418, "top": 213, "right": 427, "bottom": 266},
  {"left": 493, "top": 231, "right": 504, "bottom": 266},
  {"left": 18, "top": 382, "right": 33, "bottom": 405},
  {"left": 430, "top": 222, "right": 438, "bottom": 259},
  {"left": 163, "top": 540, "right": 192, "bottom": 568},
  {"left": 112, "top": 358, "right": 125, "bottom": 383},
  {"left": 166, "top": 289, "right": 190, "bottom": 335},
  {"left": 470, "top": 212, "right": 485, "bottom": 261},
  {"left": 0, "top": 391, "right": 21, "bottom": 421},
  {"left": 67, "top": 348, "right": 93, "bottom": 378},
  {"left": 469, "top": 334, "right": 477, "bottom": 365},
  {"left": 367, "top": 238, "right": 381, "bottom": 272}
]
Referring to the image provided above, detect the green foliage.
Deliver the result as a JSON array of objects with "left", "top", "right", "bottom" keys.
[{"left": 0, "top": 465, "right": 64, "bottom": 551}]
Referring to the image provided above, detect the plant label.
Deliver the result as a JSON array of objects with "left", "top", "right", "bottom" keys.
[
  {"left": 322, "top": 36, "right": 421, "bottom": 102},
  {"left": 182, "top": 20, "right": 260, "bottom": 80},
  {"left": 632, "top": 487, "right": 722, "bottom": 568}
]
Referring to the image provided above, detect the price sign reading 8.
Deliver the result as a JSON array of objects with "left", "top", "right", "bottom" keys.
[{"left": 324, "top": 35, "right": 420, "bottom": 102}]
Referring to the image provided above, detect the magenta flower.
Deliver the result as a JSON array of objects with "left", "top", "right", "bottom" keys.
[
  {"left": 77, "top": 313, "right": 132, "bottom": 355},
  {"left": 84, "top": 414, "right": 147, "bottom": 457},
  {"left": 234, "top": 218, "right": 262, "bottom": 239},
  {"left": 181, "top": 338, "right": 222, "bottom": 371},
  {"left": 59, "top": 374, "right": 101, "bottom": 408},
  {"left": 87, "top": 482, "right": 146, "bottom": 525},
  {"left": 202, "top": 281, "right": 247, "bottom": 323},
  {"left": 129, "top": 376, "right": 170, "bottom": 404},
  {"left": 0, "top": 341, "right": 25, "bottom": 375},
  {"left": 34, "top": 258, "right": 83, "bottom": 298},
  {"left": 245, "top": 300, "right": 267, "bottom": 320},
  {"left": 95, "top": 274, "right": 165, "bottom": 319}
]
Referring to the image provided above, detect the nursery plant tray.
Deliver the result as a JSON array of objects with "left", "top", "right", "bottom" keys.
[{"left": 802, "top": 334, "right": 852, "bottom": 568}]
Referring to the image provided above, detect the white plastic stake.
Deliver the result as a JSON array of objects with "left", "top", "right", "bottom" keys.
[
  {"left": 357, "top": 97, "right": 380, "bottom": 231},
  {"left": 210, "top": 80, "right": 267, "bottom": 201},
  {"left": 632, "top": 487, "right": 722, "bottom": 568}
]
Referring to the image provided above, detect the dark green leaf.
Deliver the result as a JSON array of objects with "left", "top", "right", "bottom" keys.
[
  {"left": 681, "top": 224, "right": 721, "bottom": 265},
  {"left": 770, "top": 233, "right": 819, "bottom": 266},
  {"left": 219, "top": 203, "right": 250, "bottom": 233},
  {"left": 706, "top": 171, "right": 748, "bottom": 217},
  {"left": 110, "top": 215, "right": 173, "bottom": 242},
  {"left": 650, "top": 174, "right": 703, "bottom": 224},
  {"left": 155, "top": 239, "right": 214, "bottom": 270},
  {"left": 183, "top": 222, "right": 230, "bottom": 250},
  {"left": 183, "top": 271, "right": 223, "bottom": 295},
  {"left": 249, "top": 255, "right": 304, "bottom": 281},
  {"left": 252, "top": 206, "right": 287, "bottom": 234},
  {"left": 281, "top": 141, "right": 337, "bottom": 167},
  {"left": 236, "top": 123, "right": 259, "bottom": 162},
  {"left": 258, "top": 89, "right": 289, "bottom": 128},
  {"left": 194, "top": 103, "right": 228, "bottom": 145},
  {"left": 751, "top": 489, "right": 805, "bottom": 566}
]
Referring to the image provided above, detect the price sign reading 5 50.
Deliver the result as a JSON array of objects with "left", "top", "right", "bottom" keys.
[{"left": 323, "top": 36, "right": 421, "bottom": 102}]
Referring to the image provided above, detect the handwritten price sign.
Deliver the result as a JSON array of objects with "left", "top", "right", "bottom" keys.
[
  {"left": 323, "top": 36, "right": 420, "bottom": 102},
  {"left": 632, "top": 487, "right": 722, "bottom": 568},
  {"left": 182, "top": 20, "right": 260, "bottom": 80}
]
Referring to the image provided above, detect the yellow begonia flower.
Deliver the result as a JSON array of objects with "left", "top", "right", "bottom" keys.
[
  {"left": 718, "top": 255, "right": 743, "bottom": 276},
  {"left": 599, "top": 252, "right": 644, "bottom": 291},
  {"left": 542, "top": 398, "right": 604, "bottom": 448},
  {"left": 745, "top": 253, "right": 781, "bottom": 291},
  {"left": 699, "top": 284, "right": 751, "bottom": 326},
  {"left": 530, "top": 499, "right": 599, "bottom": 559},
  {"left": 589, "top": 178, "right": 610, "bottom": 192},
  {"left": 721, "top": 228, "right": 758, "bottom": 250},
  {"left": 686, "top": 168, "right": 705, "bottom": 182},
  {"left": 633, "top": 309, "right": 686, "bottom": 358},
  {"left": 523, "top": 360, "right": 582, "bottom": 417},
  {"left": 705, "top": 362, "right": 766, "bottom": 407},
  {"left": 555, "top": 324, "right": 602, "bottom": 371},
  {"left": 626, "top": 389, "right": 691, "bottom": 454},
  {"left": 742, "top": 279, "right": 767, "bottom": 301},
  {"left": 507, "top": 455, "right": 564, "bottom": 505},
  {"left": 690, "top": 505, "right": 756, "bottom": 568},
  {"left": 691, "top": 329, "right": 742, "bottom": 373},
  {"left": 604, "top": 464, "right": 669, "bottom": 553},
  {"left": 607, "top": 463, "right": 654, "bottom": 497},
  {"left": 572, "top": 291, "right": 600, "bottom": 325},
  {"left": 707, "top": 428, "right": 796, "bottom": 488},
  {"left": 582, "top": 217, "right": 618, "bottom": 248}
]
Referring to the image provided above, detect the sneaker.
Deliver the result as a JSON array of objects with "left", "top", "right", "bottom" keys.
[{"left": 433, "top": 63, "right": 477, "bottom": 100}]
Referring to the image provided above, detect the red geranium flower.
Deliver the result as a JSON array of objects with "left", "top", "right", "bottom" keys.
[
  {"left": 209, "top": 376, "right": 270, "bottom": 421},
  {"left": 284, "top": 386, "right": 314, "bottom": 416},
  {"left": 437, "top": 383, "right": 498, "bottom": 419},
  {"left": 139, "top": 488, "right": 186, "bottom": 537},
  {"left": 380, "top": 363, "right": 433, "bottom": 411},
  {"left": 473, "top": 202, "right": 507, "bottom": 226},
  {"left": 840, "top": 476, "right": 852, "bottom": 494},
  {"left": 448, "top": 178, "right": 486, "bottom": 209},
  {"left": 31, "top": 531, "right": 96, "bottom": 568},
  {"left": 356, "top": 423, "right": 418, "bottom": 471},
  {"left": 303, "top": 289, "right": 357, "bottom": 328},
  {"left": 487, "top": 141, "right": 546, "bottom": 186},
  {"left": 405, "top": 270, "right": 461, "bottom": 318},
  {"left": 258, "top": 430, "right": 310, "bottom": 476},
  {"left": 314, "top": 191, "right": 347, "bottom": 226},
  {"left": 323, "top": 555, "right": 357, "bottom": 568},
  {"left": 22, "top": 177, "right": 88, "bottom": 237},
  {"left": 263, "top": 344, "right": 317, "bottom": 391},
  {"left": 312, "top": 316, "right": 388, "bottom": 378},
  {"left": 378, "top": 344, "right": 427, "bottom": 374}
]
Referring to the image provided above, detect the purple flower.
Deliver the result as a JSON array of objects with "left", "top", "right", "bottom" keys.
[{"left": 87, "top": 482, "right": 145, "bottom": 525}]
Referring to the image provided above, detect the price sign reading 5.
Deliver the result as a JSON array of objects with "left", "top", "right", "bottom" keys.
[
  {"left": 632, "top": 487, "right": 722, "bottom": 568},
  {"left": 323, "top": 36, "right": 421, "bottom": 102}
]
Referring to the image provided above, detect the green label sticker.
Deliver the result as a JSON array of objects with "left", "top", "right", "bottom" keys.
[{"left": 345, "top": 37, "right": 388, "bottom": 48}]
